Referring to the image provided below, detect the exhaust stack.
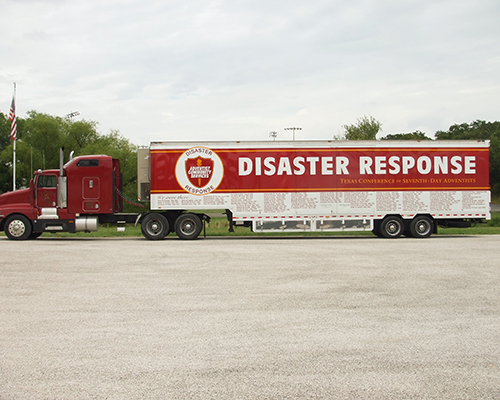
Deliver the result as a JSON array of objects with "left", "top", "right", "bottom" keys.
[{"left": 57, "top": 148, "right": 68, "bottom": 208}]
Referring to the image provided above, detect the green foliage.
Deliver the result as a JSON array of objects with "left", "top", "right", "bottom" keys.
[
  {"left": 0, "top": 113, "right": 10, "bottom": 149},
  {"left": 1, "top": 111, "right": 69, "bottom": 189},
  {"left": 79, "top": 130, "right": 139, "bottom": 212},
  {"left": 0, "top": 111, "right": 139, "bottom": 209},
  {"left": 343, "top": 117, "right": 499, "bottom": 196},
  {"left": 22, "top": 111, "right": 64, "bottom": 169},
  {"left": 2, "top": 110, "right": 499, "bottom": 206},
  {"left": 64, "top": 119, "right": 100, "bottom": 151},
  {"left": 341, "top": 116, "right": 382, "bottom": 140},
  {"left": 381, "top": 131, "right": 432, "bottom": 140},
  {"left": 435, "top": 120, "right": 500, "bottom": 196},
  {"left": 487, "top": 212, "right": 500, "bottom": 227},
  {"left": 0, "top": 113, "right": 12, "bottom": 192},
  {"left": 435, "top": 120, "right": 500, "bottom": 141}
]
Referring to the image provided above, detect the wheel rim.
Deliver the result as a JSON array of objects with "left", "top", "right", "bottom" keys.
[
  {"left": 179, "top": 218, "right": 196, "bottom": 236},
  {"left": 415, "top": 220, "right": 431, "bottom": 236},
  {"left": 8, "top": 220, "right": 26, "bottom": 238},
  {"left": 146, "top": 219, "right": 163, "bottom": 236},
  {"left": 385, "top": 220, "right": 402, "bottom": 236}
]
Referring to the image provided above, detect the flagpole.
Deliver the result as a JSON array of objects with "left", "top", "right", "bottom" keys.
[
  {"left": 13, "top": 133, "right": 16, "bottom": 191},
  {"left": 12, "top": 83, "right": 17, "bottom": 191}
]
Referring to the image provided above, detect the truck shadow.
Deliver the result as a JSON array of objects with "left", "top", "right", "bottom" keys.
[{"left": 7, "top": 234, "right": 478, "bottom": 242}]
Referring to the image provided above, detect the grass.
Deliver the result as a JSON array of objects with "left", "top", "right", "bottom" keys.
[
  {"left": 434, "top": 212, "right": 500, "bottom": 235},
  {"left": 3, "top": 212, "right": 497, "bottom": 239}
]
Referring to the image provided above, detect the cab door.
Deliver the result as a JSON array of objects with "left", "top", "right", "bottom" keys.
[
  {"left": 36, "top": 174, "right": 58, "bottom": 208},
  {"left": 82, "top": 177, "right": 101, "bottom": 212},
  {"left": 83, "top": 177, "right": 100, "bottom": 199}
]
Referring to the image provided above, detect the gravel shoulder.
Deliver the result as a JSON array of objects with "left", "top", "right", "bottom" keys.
[{"left": 1, "top": 235, "right": 499, "bottom": 399}]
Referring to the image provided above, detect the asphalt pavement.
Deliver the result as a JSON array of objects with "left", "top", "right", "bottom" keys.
[{"left": 1, "top": 235, "right": 499, "bottom": 399}]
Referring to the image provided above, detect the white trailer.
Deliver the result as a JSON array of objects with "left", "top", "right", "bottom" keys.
[{"left": 137, "top": 140, "right": 490, "bottom": 239}]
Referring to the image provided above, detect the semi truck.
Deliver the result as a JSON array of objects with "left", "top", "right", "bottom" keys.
[{"left": 0, "top": 140, "right": 491, "bottom": 240}]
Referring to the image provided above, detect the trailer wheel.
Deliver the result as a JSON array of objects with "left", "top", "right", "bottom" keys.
[
  {"left": 4, "top": 215, "right": 32, "bottom": 241},
  {"left": 141, "top": 213, "right": 169, "bottom": 240},
  {"left": 175, "top": 213, "right": 202, "bottom": 240},
  {"left": 380, "top": 216, "right": 404, "bottom": 238},
  {"left": 409, "top": 216, "right": 433, "bottom": 238}
]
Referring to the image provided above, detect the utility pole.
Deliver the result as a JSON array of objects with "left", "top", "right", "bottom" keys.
[{"left": 269, "top": 131, "right": 277, "bottom": 140}]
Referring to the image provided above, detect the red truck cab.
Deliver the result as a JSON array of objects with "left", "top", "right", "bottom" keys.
[
  {"left": 0, "top": 153, "right": 123, "bottom": 240},
  {"left": 63, "top": 155, "right": 122, "bottom": 215}
]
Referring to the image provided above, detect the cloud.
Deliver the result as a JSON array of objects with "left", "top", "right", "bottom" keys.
[{"left": 1, "top": 0, "right": 500, "bottom": 145}]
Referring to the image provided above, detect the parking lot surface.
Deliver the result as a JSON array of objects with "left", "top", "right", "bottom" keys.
[{"left": 1, "top": 235, "right": 499, "bottom": 399}]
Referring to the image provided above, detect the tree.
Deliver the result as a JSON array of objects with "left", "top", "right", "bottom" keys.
[
  {"left": 341, "top": 116, "right": 382, "bottom": 140},
  {"left": 63, "top": 119, "right": 100, "bottom": 151},
  {"left": 0, "top": 113, "right": 12, "bottom": 192},
  {"left": 0, "top": 111, "right": 139, "bottom": 207},
  {"left": 435, "top": 120, "right": 500, "bottom": 196},
  {"left": 1, "top": 111, "right": 69, "bottom": 189},
  {"left": 381, "top": 131, "right": 432, "bottom": 140},
  {"left": 22, "top": 111, "right": 64, "bottom": 170},
  {"left": 435, "top": 120, "right": 500, "bottom": 141},
  {"left": 79, "top": 130, "right": 139, "bottom": 212}
]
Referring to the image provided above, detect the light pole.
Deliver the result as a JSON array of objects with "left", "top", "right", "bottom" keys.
[
  {"left": 269, "top": 131, "right": 277, "bottom": 140},
  {"left": 66, "top": 111, "right": 80, "bottom": 119},
  {"left": 284, "top": 127, "right": 301, "bottom": 141}
]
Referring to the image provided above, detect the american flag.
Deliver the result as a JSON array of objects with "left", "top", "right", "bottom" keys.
[{"left": 9, "top": 96, "right": 17, "bottom": 141}]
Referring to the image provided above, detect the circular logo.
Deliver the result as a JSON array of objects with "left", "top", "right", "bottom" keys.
[{"left": 175, "top": 147, "right": 224, "bottom": 195}]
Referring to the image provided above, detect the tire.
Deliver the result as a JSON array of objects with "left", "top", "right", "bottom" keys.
[
  {"left": 141, "top": 213, "right": 169, "bottom": 240},
  {"left": 380, "top": 216, "right": 404, "bottom": 238},
  {"left": 372, "top": 228, "right": 383, "bottom": 238},
  {"left": 175, "top": 213, "right": 202, "bottom": 240},
  {"left": 409, "top": 216, "right": 433, "bottom": 238},
  {"left": 4, "top": 215, "right": 33, "bottom": 241}
]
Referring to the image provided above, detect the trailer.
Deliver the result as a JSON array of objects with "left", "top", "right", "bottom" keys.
[
  {"left": 138, "top": 140, "right": 490, "bottom": 239},
  {"left": 0, "top": 140, "right": 490, "bottom": 240}
]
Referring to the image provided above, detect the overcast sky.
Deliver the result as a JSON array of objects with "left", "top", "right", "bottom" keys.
[{"left": 1, "top": 0, "right": 499, "bottom": 146}]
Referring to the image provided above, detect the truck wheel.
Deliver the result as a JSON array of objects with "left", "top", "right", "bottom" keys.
[
  {"left": 141, "top": 213, "right": 169, "bottom": 240},
  {"left": 380, "top": 216, "right": 404, "bottom": 238},
  {"left": 409, "top": 216, "right": 433, "bottom": 238},
  {"left": 175, "top": 213, "right": 202, "bottom": 240},
  {"left": 4, "top": 215, "right": 32, "bottom": 241}
]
